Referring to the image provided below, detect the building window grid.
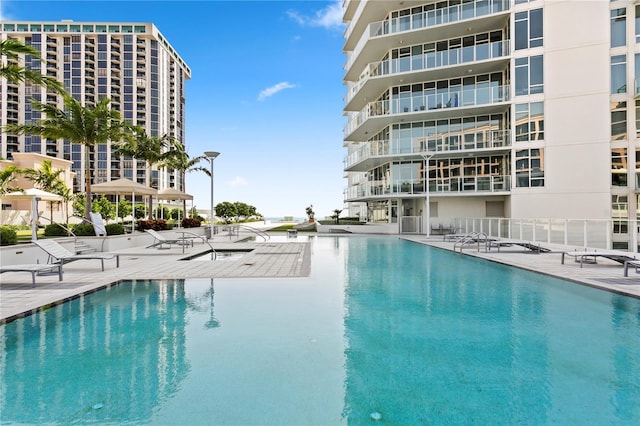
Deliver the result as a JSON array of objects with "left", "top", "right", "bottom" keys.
[
  {"left": 611, "top": 54, "right": 627, "bottom": 94},
  {"left": 515, "top": 55, "right": 544, "bottom": 96},
  {"left": 611, "top": 8, "right": 627, "bottom": 48},
  {"left": 515, "top": 148, "right": 544, "bottom": 187},
  {"left": 515, "top": 101, "right": 544, "bottom": 142},
  {"left": 514, "top": 8, "right": 543, "bottom": 50},
  {"left": 612, "top": 148, "right": 628, "bottom": 187}
]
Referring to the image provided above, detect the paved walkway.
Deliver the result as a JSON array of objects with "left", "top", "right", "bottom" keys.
[
  {"left": 3, "top": 231, "right": 640, "bottom": 324},
  {"left": 0, "top": 232, "right": 310, "bottom": 323},
  {"left": 402, "top": 236, "right": 640, "bottom": 299}
]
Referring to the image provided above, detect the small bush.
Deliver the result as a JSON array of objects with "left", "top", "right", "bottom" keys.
[
  {"left": 0, "top": 226, "right": 18, "bottom": 246},
  {"left": 181, "top": 217, "right": 201, "bottom": 228},
  {"left": 44, "top": 223, "right": 69, "bottom": 237},
  {"left": 137, "top": 219, "right": 169, "bottom": 231},
  {"left": 105, "top": 223, "right": 125, "bottom": 235},
  {"left": 73, "top": 223, "right": 95, "bottom": 236}
]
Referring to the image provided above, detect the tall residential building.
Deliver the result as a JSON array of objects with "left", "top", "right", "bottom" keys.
[
  {"left": 343, "top": 0, "right": 639, "bottom": 250},
  {"left": 1, "top": 21, "right": 190, "bottom": 193}
]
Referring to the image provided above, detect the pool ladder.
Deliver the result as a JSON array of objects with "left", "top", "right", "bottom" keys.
[{"left": 453, "top": 231, "right": 491, "bottom": 253}]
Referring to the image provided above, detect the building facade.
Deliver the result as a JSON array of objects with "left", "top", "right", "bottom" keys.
[
  {"left": 1, "top": 21, "right": 190, "bottom": 193},
  {"left": 343, "top": 0, "right": 640, "bottom": 250}
]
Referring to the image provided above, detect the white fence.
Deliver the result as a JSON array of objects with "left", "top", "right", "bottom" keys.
[{"left": 452, "top": 218, "right": 638, "bottom": 252}]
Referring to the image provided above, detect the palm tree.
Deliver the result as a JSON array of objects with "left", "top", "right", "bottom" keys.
[
  {"left": 160, "top": 143, "right": 209, "bottom": 219},
  {"left": 0, "top": 39, "right": 64, "bottom": 93},
  {"left": 112, "top": 129, "right": 181, "bottom": 219},
  {"left": 0, "top": 165, "right": 21, "bottom": 196},
  {"left": 21, "top": 159, "right": 65, "bottom": 222},
  {"left": 4, "top": 96, "right": 132, "bottom": 220}
]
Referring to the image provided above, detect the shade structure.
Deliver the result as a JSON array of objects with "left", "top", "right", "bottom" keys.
[
  {"left": 2, "top": 188, "right": 63, "bottom": 202},
  {"left": 157, "top": 188, "right": 193, "bottom": 201},
  {"left": 92, "top": 178, "right": 157, "bottom": 231},
  {"left": 91, "top": 178, "right": 158, "bottom": 196},
  {"left": 1, "top": 189, "right": 63, "bottom": 240},
  {"left": 157, "top": 188, "right": 193, "bottom": 221}
]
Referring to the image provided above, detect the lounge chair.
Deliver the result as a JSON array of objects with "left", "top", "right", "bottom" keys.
[
  {"left": 33, "top": 239, "right": 120, "bottom": 271},
  {"left": 561, "top": 250, "right": 636, "bottom": 268},
  {"left": 488, "top": 239, "right": 550, "bottom": 253},
  {"left": 623, "top": 259, "right": 640, "bottom": 277},
  {"left": 0, "top": 263, "right": 63, "bottom": 287},
  {"left": 144, "top": 229, "right": 202, "bottom": 249}
]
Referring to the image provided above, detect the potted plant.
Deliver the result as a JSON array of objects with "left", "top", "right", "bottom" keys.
[{"left": 305, "top": 205, "right": 315, "bottom": 223}]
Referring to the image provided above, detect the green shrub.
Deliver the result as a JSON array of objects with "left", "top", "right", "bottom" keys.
[
  {"left": 181, "top": 217, "right": 201, "bottom": 228},
  {"left": 44, "top": 223, "right": 69, "bottom": 237},
  {"left": 73, "top": 223, "right": 95, "bottom": 236},
  {"left": 137, "top": 219, "right": 169, "bottom": 231},
  {"left": 105, "top": 223, "right": 125, "bottom": 235},
  {"left": 0, "top": 226, "right": 18, "bottom": 246}
]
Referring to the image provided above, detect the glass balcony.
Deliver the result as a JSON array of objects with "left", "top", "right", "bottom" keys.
[
  {"left": 345, "top": 84, "right": 510, "bottom": 138},
  {"left": 346, "top": 40, "right": 509, "bottom": 105},
  {"left": 345, "top": 0, "right": 509, "bottom": 74},
  {"left": 344, "top": 174, "right": 510, "bottom": 201},
  {"left": 345, "top": 129, "right": 510, "bottom": 170}
]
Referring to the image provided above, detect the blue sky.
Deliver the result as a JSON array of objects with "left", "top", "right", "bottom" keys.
[{"left": 1, "top": 0, "right": 347, "bottom": 219}]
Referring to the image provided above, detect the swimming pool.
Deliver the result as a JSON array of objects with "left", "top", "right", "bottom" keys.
[{"left": 1, "top": 236, "right": 639, "bottom": 424}]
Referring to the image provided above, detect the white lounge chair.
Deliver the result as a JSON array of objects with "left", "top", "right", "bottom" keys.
[
  {"left": 33, "top": 239, "right": 120, "bottom": 271},
  {"left": 144, "top": 229, "right": 202, "bottom": 249},
  {"left": 0, "top": 263, "right": 63, "bottom": 287}
]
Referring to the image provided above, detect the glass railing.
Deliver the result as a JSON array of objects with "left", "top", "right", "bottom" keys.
[
  {"left": 345, "top": 130, "right": 510, "bottom": 169},
  {"left": 452, "top": 218, "right": 640, "bottom": 252},
  {"left": 345, "top": 84, "right": 510, "bottom": 137},
  {"left": 347, "top": 40, "right": 509, "bottom": 105},
  {"left": 345, "top": 0, "right": 509, "bottom": 72},
  {"left": 370, "top": 0, "right": 509, "bottom": 39},
  {"left": 344, "top": 174, "right": 510, "bottom": 200}
]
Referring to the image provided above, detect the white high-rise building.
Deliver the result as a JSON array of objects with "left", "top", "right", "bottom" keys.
[
  {"left": 1, "top": 21, "right": 190, "bottom": 193},
  {"left": 342, "top": 0, "right": 639, "bottom": 250}
]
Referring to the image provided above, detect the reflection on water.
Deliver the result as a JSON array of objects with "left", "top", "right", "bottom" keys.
[
  {"left": 340, "top": 237, "right": 640, "bottom": 424},
  {"left": 0, "top": 280, "right": 192, "bottom": 424},
  {"left": 1, "top": 237, "right": 639, "bottom": 424}
]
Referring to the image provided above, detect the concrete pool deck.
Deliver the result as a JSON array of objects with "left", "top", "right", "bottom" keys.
[{"left": 2, "top": 232, "right": 640, "bottom": 323}]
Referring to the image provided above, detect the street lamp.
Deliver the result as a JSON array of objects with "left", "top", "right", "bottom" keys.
[{"left": 204, "top": 151, "right": 220, "bottom": 239}]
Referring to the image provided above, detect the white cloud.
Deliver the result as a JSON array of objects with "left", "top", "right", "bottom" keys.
[
  {"left": 257, "top": 81, "right": 297, "bottom": 101},
  {"left": 287, "top": 0, "right": 344, "bottom": 31},
  {"left": 228, "top": 176, "right": 248, "bottom": 187}
]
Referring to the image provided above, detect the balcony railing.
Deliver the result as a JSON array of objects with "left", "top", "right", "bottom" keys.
[
  {"left": 345, "top": 130, "right": 510, "bottom": 169},
  {"left": 345, "top": 0, "right": 509, "bottom": 73},
  {"left": 344, "top": 174, "right": 510, "bottom": 200},
  {"left": 345, "top": 84, "right": 510, "bottom": 137},
  {"left": 347, "top": 40, "right": 509, "bottom": 105}
]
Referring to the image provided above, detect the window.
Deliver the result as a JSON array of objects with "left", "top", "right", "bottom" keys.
[
  {"left": 515, "top": 102, "right": 544, "bottom": 141},
  {"left": 612, "top": 194, "right": 628, "bottom": 218},
  {"left": 636, "top": 5, "right": 640, "bottom": 43},
  {"left": 515, "top": 56, "right": 544, "bottom": 96},
  {"left": 611, "top": 101, "right": 627, "bottom": 140},
  {"left": 515, "top": 148, "right": 544, "bottom": 187},
  {"left": 611, "top": 8, "right": 626, "bottom": 48},
  {"left": 611, "top": 55, "right": 627, "bottom": 94},
  {"left": 515, "top": 9, "right": 543, "bottom": 50},
  {"left": 612, "top": 148, "right": 628, "bottom": 186}
]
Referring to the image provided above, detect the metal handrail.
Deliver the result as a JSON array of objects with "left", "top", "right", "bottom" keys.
[
  {"left": 453, "top": 231, "right": 491, "bottom": 253},
  {"left": 229, "top": 224, "right": 270, "bottom": 241},
  {"left": 179, "top": 230, "right": 217, "bottom": 260}
]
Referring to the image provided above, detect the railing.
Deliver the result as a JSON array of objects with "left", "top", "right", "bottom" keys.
[
  {"left": 345, "top": 130, "right": 510, "bottom": 169},
  {"left": 345, "top": 84, "right": 510, "bottom": 137},
  {"left": 218, "top": 224, "right": 270, "bottom": 241},
  {"left": 451, "top": 218, "right": 640, "bottom": 252},
  {"left": 345, "top": 0, "right": 510, "bottom": 72},
  {"left": 344, "top": 174, "right": 510, "bottom": 199},
  {"left": 347, "top": 39, "right": 509, "bottom": 105},
  {"left": 453, "top": 231, "right": 491, "bottom": 253}
]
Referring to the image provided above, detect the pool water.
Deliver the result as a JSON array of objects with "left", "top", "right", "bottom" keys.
[{"left": 1, "top": 236, "right": 639, "bottom": 425}]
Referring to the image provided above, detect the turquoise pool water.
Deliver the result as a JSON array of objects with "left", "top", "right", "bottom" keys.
[{"left": 1, "top": 236, "right": 639, "bottom": 424}]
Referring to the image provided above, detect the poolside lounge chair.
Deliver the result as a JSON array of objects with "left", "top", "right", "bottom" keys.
[
  {"left": 623, "top": 259, "right": 640, "bottom": 277},
  {"left": 33, "top": 239, "right": 120, "bottom": 271},
  {"left": 144, "top": 229, "right": 200, "bottom": 249},
  {"left": 561, "top": 250, "right": 636, "bottom": 268},
  {"left": 0, "top": 263, "right": 63, "bottom": 287},
  {"left": 488, "top": 239, "right": 551, "bottom": 253}
]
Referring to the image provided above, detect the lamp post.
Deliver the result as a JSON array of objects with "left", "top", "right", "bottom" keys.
[{"left": 204, "top": 151, "right": 220, "bottom": 239}]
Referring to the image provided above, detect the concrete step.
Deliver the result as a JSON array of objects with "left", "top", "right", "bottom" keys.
[{"left": 74, "top": 240, "right": 97, "bottom": 255}]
